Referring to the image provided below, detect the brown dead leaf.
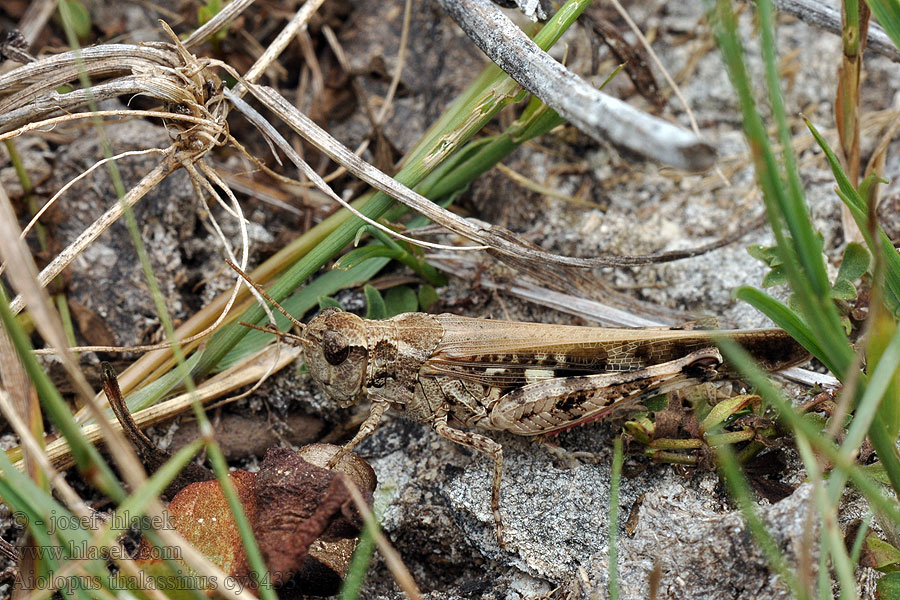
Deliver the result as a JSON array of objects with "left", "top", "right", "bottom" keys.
[
  {"left": 253, "top": 446, "right": 372, "bottom": 583},
  {"left": 133, "top": 445, "right": 376, "bottom": 594},
  {"left": 135, "top": 469, "right": 258, "bottom": 584}
]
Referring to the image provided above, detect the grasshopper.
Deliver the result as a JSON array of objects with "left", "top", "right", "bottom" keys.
[{"left": 232, "top": 262, "right": 807, "bottom": 545}]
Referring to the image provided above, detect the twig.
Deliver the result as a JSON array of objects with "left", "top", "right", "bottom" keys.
[
  {"left": 244, "top": 83, "right": 749, "bottom": 268},
  {"left": 775, "top": 0, "right": 900, "bottom": 63},
  {"left": 8, "top": 158, "right": 177, "bottom": 315},
  {"left": 434, "top": 0, "right": 717, "bottom": 171},
  {"left": 182, "top": 0, "right": 256, "bottom": 49},
  {"left": 239, "top": 0, "right": 329, "bottom": 88}
]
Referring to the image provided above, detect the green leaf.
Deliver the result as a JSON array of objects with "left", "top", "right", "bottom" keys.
[
  {"left": 60, "top": 0, "right": 91, "bottom": 39},
  {"left": 644, "top": 394, "right": 668, "bottom": 412},
  {"left": 747, "top": 244, "right": 767, "bottom": 261},
  {"left": 861, "top": 462, "right": 892, "bottom": 485},
  {"left": 353, "top": 225, "right": 368, "bottom": 247},
  {"left": 333, "top": 245, "right": 404, "bottom": 271},
  {"left": 364, "top": 285, "right": 387, "bottom": 320},
  {"left": 877, "top": 571, "right": 900, "bottom": 598},
  {"left": 761, "top": 266, "right": 787, "bottom": 288},
  {"left": 867, "top": 535, "right": 900, "bottom": 571},
  {"left": 747, "top": 244, "right": 781, "bottom": 266},
  {"left": 840, "top": 315, "right": 853, "bottom": 336},
  {"left": 384, "top": 286, "right": 418, "bottom": 317},
  {"left": 700, "top": 395, "right": 757, "bottom": 434},
  {"left": 197, "top": 0, "right": 222, "bottom": 25},
  {"left": 734, "top": 286, "right": 831, "bottom": 372},
  {"left": 318, "top": 296, "right": 344, "bottom": 311},
  {"left": 417, "top": 285, "right": 439, "bottom": 311},
  {"left": 867, "top": 0, "right": 900, "bottom": 57},
  {"left": 837, "top": 242, "right": 870, "bottom": 282},
  {"left": 859, "top": 172, "right": 890, "bottom": 204},
  {"left": 806, "top": 118, "right": 900, "bottom": 316},
  {"left": 867, "top": 297, "right": 900, "bottom": 440},
  {"left": 830, "top": 278, "right": 858, "bottom": 301}
]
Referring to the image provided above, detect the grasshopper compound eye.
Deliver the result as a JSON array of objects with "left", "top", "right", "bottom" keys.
[{"left": 323, "top": 330, "right": 352, "bottom": 365}]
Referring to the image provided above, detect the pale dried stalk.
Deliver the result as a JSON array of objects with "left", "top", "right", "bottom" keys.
[
  {"left": 2, "top": 181, "right": 253, "bottom": 599},
  {"left": 0, "top": 109, "right": 215, "bottom": 142},
  {"left": 182, "top": 0, "right": 257, "bottom": 48},
  {"left": 0, "top": 44, "right": 181, "bottom": 94},
  {"left": 226, "top": 89, "right": 487, "bottom": 252},
  {"left": 345, "top": 480, "right": 423, "bottom": 600},
  {"left": 245, "top": 83, "right": 740, "bottom": 268},
  {"left": 0, "top": 182, "right": 141, "bottom": 469},
  {"left": 18, "top": 149, "right": 167, "bottom": 242},
  {"left": 22, "top": 344, "right": 301, "bottom": 471},
  {"left": 435, "top": 0, "right": 716, "bottom": 171},
  {"left": 0, "top": 390, "right": 172, "bottom": 600},
  {"left": 8, "top": 159, "right": 177, "bottom": 315},
  {"left": 1, "top": 79, "right": 166, "bottom": 132},
  {"left": 240, "top": 0, "right": 329, "bottom": 87}
]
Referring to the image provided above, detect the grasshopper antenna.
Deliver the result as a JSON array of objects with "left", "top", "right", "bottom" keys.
[
  {"left": 238, "top": 320, "right": 306, "bottom": 345},
  {"left": 225, "top": 259, "right": 306, "bottom": 334}
]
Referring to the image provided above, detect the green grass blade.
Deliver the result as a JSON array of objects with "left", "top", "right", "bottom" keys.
[
  {"left": 0, "top": 284, "right": 124, "bottom": 501},
  {"left": 716, "top": 336, "right": 900, "bottom": 526},
  {"left": 733, "top": 286, "right": 831, "bottom": 371},
  {"left": 608, "top": 436, "right": 623, "bottom": 600},
  {"left": 867, "top": 0, "right": 900, "bottom": 51},
  {"left": 805, "top": 118, "right": 900, "bottom": 315},
  {"left": 714, "top": 441, "right": 805, "bottom": 598},
  {"left": 708, "top": 0, "right": 854, "bottom": 378}
]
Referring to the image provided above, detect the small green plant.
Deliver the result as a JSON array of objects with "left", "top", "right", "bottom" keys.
[
  {"left": 197, "top": 0, "right": 230, "bottom": 49},
  {"left": 708, "top": 0, "right": 900, "bottom": 596}
]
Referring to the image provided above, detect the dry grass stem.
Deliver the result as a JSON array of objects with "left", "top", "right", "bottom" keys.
[{"left": 435, "top": 0, "right": 716, "bottom": 170}]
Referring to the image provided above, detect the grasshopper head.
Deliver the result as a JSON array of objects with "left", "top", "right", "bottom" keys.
[{"left": 300, "top": 308, "right": 369, "bottom": 407}]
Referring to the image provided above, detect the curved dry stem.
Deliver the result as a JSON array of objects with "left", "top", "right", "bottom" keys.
[
  {"left": 0, "top": 109, "right": 218, "bottom": 142},
  {"left": 226, "top": 88, "right": 490, "bottom": 252},
  {"left": 20, "top": 148, "right": 167, "bottom": 241},
  {"left": 8, "top": 157, "right": 178, "bottom": 315}
]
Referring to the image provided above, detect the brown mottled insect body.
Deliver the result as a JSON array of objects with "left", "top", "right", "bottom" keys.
[{"left": 289, "top": 308, "right": 807, "bottom": 544}]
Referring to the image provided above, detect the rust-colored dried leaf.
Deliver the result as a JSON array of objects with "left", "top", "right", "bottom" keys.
[
  {"left": 252, "top": 447, "right": 373, "bottom": 584},
  {"left": 133, "top": 445, "right": 376, "bottom": 594},
  {"left": 135, "top": 469, "right": 257, "bottom": 584}
]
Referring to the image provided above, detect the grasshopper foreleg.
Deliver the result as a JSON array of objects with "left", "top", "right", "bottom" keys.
[{"left": 327, "top": 399, "right": 390, "bottom": 469}]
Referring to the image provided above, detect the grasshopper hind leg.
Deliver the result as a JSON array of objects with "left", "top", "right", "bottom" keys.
[{"left": 432, "top": 416, "right": 506, "bottom": 547}]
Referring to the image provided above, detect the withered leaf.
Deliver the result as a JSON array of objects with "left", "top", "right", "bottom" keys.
[
  {"left": 135, "top": 469, "right": 257, "bottom": 584},
  {"left": 133, "top": 445, "right": 376, "bottom": 595},
  {"left": 253, "top": 446, "right": 373, "bottom": 583}
]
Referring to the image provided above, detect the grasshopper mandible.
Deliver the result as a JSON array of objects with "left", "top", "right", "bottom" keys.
[{"left": 232, "top": 266, "right": 807, "bottom": 544}]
